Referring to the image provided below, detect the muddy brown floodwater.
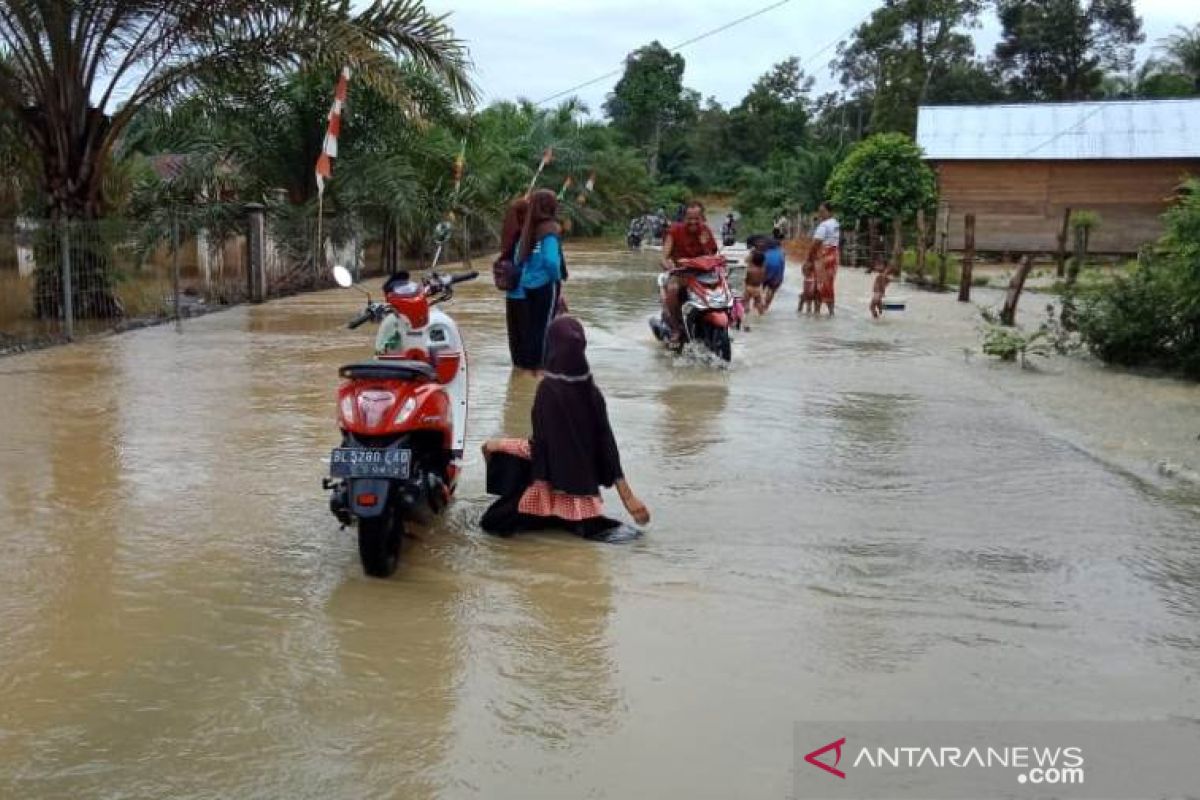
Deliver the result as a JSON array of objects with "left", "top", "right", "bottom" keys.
[{"left": 1, "top": 244, "right": 1199, "bottom": 799}]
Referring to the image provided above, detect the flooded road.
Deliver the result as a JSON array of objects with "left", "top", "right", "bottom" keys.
[{"left": 2, "top": 245, "right": 1199, "bottom": 798}]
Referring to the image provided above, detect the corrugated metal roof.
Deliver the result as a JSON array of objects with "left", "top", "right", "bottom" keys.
[{"left": 916, "top": 98, "right": 1200, "bottom": 161}]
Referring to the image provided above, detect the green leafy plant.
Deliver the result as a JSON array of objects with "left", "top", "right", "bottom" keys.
[
  {"left": 1076, "top": 179, "right": 1200, "bottom": 378},
  {"left": 825, "top": 133, "right": 937, "bottom": 224}
]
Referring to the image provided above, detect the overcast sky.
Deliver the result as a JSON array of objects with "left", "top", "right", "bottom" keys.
[{"left": 424, "top": 0, "right": 1197, "bottom": 115}]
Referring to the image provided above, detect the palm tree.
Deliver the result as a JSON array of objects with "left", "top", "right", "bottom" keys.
[
  {"left": 0, "top": 0, "right": 473, "bottom": 222},
  {"left": 0, "top": 0, "right": 472, "bottom": 317},
  {"left": 1159, "top": 24, "right": 1200, "bottom": 93}
]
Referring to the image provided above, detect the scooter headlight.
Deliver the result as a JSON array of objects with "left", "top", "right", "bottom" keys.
[{"left": 393, "top": 396, "right": 419, "bottom": 426}]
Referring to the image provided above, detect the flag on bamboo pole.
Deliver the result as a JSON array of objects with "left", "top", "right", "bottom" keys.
[
  {"left": 315, "top": 67, "right": 352, "bottom": 197},
  {"left": 526, "top": 147, "right": 554, "bottom": 196},
  {"left": 577, "top": 171, "right": 597, "bottom": 205}
]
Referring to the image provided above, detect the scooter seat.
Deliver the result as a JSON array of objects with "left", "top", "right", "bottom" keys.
[{"left": 338, "top": 360, "right": 436, "bottom": 382}]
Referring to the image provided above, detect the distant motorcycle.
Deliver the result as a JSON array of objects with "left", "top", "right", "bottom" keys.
[
  {"left": 325, "top": 265, "right": 477, "bottom": 577},
  {"left": 648, "top": 255, "right": 736, "bottom": 361}
]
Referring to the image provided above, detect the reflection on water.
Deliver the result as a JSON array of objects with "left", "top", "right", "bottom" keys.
[{"left": 0, "top": 243, "right": 1198, "bottom": 797}]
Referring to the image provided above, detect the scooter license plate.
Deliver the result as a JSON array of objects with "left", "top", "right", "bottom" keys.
[{"left": 329, "top": 448, "right": 411, "bottom": 479}]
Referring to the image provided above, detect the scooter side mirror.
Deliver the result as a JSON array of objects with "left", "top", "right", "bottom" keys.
[{"left": 332, "top": 265, "right": 354, "bottom": 288}]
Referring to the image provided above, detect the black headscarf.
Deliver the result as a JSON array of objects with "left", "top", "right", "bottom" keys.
[{"left": 530, "top": 316, "right": 624, "bottom": 496}]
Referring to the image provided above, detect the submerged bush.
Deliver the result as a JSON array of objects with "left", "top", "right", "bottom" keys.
[{"left": 1076, "top": 179, "right": 1200, "bottom": 378}]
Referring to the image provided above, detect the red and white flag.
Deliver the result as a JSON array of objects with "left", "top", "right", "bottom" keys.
[{"left": 315, "top": 66, "right": 352, "bottom": 197}]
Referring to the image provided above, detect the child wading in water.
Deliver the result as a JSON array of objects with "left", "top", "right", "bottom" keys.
[
  {"left": 869, "top": 258, "right": 894, "bottom": 319},
  {"left": 742, "top": 250, "right": 767, "bottom": 330},
  {"left": 798, "top": 260, "right": 817, "bottom": 313}
]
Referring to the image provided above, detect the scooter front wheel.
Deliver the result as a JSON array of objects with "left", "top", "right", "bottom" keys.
[
  {"left": 358, "top": 515, "right": 403, "bottom": 577},
  {"left": 707, "top": 324, "right": 732, "bottom": 362}
]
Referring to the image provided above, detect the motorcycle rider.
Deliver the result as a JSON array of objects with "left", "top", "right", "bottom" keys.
[
  {"left": 721, "top": 213, "right": 737, "bottom": 247},
  {"left": 660, "top": 201, "right": 718, "bottom": 343}
]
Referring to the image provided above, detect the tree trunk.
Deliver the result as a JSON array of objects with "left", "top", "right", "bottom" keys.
[
  {"left": 867, "top": 218, "right": 880, "bottom": 270},
  {"left": 648, "top": 117, "right": 662, "bottom": 179},
  {"left": 937, "top": 205, "right": 950, "bottom": 289},
  {"left": 891, "top": 217, "right": 903, "bottom": 275},
  {"left": 1000, "top": 255, "right": 1034, "bottom": 326},
  {"left": 958, "top": 213, "right": 975, "bottom": 303},
  {"left": 382, "top": 220, "right": 401, "bottom": 274},
  {"left": 1055, "top": 207, "right": 1071, "bottom": 278}
]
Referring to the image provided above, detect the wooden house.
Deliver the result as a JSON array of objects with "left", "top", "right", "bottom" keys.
[{"left": 916, "top": 99, "right": 1200, "bottom": 254}]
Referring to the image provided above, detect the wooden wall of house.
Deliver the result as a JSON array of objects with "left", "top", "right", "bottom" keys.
[{"left": 933, "top": 160, "right": 1200, "bottom": 254}]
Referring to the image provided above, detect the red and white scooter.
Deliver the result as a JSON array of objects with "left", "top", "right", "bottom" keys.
[
  {"left": 325, "top": 263, "right": 477, "bottom": 577},
  {"left": 649, "top": 254, "right": 737, "bottom": 361}
]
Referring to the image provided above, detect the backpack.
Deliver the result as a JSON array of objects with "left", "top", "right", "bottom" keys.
[
  {"left": 492, "top": 254, "right": 520, "bottom": 291},
  {"left": 494, "top": 235, "right": 568, "bottom": 291}
]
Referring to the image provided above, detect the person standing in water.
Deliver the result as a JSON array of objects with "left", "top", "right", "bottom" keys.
[
  {"left": 500, "top": 197, "right": 530, "bottom": 367},
  {"left": 505, "top": 189, "right": 566, "bottom": 373},
  {"left": 481, "top": 316, "right": 651, "bottom": 541},
  {"left": 804, "top": 201, "right": 840, "bottom": 316}
]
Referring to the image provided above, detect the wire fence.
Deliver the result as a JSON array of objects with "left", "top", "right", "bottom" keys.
[{"left": 0, "top": 204, "right": 424, "bottom": 356}]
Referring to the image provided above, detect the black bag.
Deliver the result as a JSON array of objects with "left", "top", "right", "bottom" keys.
[{"left": 493, "top": 256, "right": 520, "bottom": 291}]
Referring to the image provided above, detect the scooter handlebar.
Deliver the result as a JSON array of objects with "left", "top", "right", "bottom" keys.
[
  {"left": 448, "top": 271, "right": 478, "bottom": 285},
  {"left": 346, "top": 309, "right": 373, "bottom": 329}
]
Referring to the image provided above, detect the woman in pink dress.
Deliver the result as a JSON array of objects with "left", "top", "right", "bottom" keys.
[{"left": 481, "top": 316, "right": 650, "bottom": 541}]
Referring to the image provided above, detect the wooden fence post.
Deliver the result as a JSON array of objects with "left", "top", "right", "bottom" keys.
[
  {"left": 937, "top": 205, "right": 950, "bottom": 289},
  {"left": 1068, "top": 224, "right": 1085, "bottom": 289},
  {"left": 1000, "top": 255, "right": 1034, "bottom": 326},
  {"left": 958, "top": 213, "right": 975, "bottom": 302},
  {"left": 246, "top": 203, "right": 267, "bottom": 303},
  {"left": 1055, "top": 207, "right": 1071, "bottom": 279},
  {"left": 916, "top": 208, "right": 927, "bottom": 279}
]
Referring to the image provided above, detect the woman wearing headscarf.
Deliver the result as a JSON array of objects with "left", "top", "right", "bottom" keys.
[
  {"left": 505, "top": 189, "right": 566, "bottom": 373},
  {"left": 481, "top": 316, "right": 650, "bottom": 541},
  {"left": 500, "top": 197, "right": 530, "bottom": 368}
]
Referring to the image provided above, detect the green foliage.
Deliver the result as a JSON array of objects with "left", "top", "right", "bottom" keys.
[
  {"left": 825, "top": 133, "right": 936, "bottom": 223},
  {"left": 725, "top": 58, "right": 813, "bottom": 164},
  {"left": 1077, "top": 179, "right": 1200, "bottom": 377},
  {"left": 981, "top": 323, "right": 1052, "bottom": 365},
  {"left": 835, "top": 0, "right": 983, "bottom": 134},
  {"left": 603, "top": 42, "right": 696, "bottom": 176},
  {"left": 994, "top": 0, "right": 1144, "bottom": 101},
  {"left": 1158, "top": 24, "right": 1200, "bottom": 93},
  {"left": 1071, "top": 210, "right": 1102, "bottom": 231},
  {"left": 733, "top": 144, "right": 846, "bottom": 224},
  {"left": 0, "top": 0, "right": 474, "bottom": 220},
  {"left": 979, "top": 304, "right": 1079, "bottom": 365}
]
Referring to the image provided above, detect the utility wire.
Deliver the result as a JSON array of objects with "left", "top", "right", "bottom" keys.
[
  {"left": 534, "top": 0, "right": 796, "bottom": 107},
  {"left": 1020, "top": 103, "right": 1108, "bottom": 157}
]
